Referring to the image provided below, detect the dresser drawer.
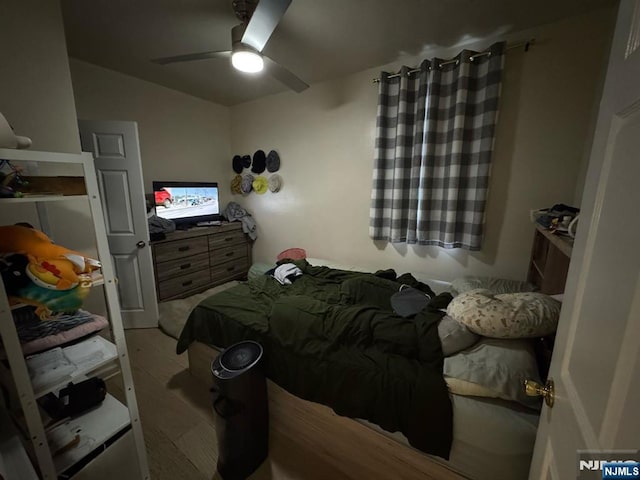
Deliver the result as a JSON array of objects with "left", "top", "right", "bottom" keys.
[
  {"left": 209, "top": 230, "right": 246, "bottom": 250},
  {"left": 156, "top": 252, "right": 209, "bottom": 281},
  {"left": 158, "top": 269, "right": 211, "bottom": 300},
  {"left": 154, "top": 236, "right": 208, "bottom": 263},
  {"left": 210, "top": 244, "right": 247, "bottom": 267},
  {"left": 210, "top": 259, "right": 249, "bottom": 284}
]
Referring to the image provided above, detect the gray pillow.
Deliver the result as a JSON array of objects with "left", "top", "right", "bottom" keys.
[
  {"left": 438, "top": 315, "right": 480, "bottom": 356},
  {"left": 248, "top": 262, "right": 274, "bottom": 281},
  {"left": 444, "top": 338, "right": 542, "bottom": 409},
  {"left": 451, "top": 276, "right": 535, "bottom": 296}
]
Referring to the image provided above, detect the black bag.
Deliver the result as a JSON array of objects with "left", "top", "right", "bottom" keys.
[
  {"left": 59, "top": 377, "right": 107, "bottom": 417},
  {"left": 40, "top": 377, "right": 107, "bottom": 421}
]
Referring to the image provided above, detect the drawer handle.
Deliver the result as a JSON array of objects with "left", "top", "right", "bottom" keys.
[
  {"left": 227, "top": 266, "right": 235, "bottom": 272},
  {"left": 180, "top": 263, "right": 191, "bottom": 270},
  {"left": 178, "top": 246, "right": 190, "bottom": 252},
  {"left": 224, "top": 237, "right": 234, "bottom": 242},
  {"left": 225, "top": 252, "right": 234, "bottom": 257},
  {"left": 182, "top": 280, "right": 193, "bottom": 287}
]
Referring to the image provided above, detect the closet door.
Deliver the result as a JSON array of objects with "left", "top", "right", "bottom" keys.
[{"left": 79, "top": 120, "right": 159, "bottom": 329}]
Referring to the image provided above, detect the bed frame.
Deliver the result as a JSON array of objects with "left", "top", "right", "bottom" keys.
[{"left": 188, "top": 341, "right": 468, "bottom": 480}]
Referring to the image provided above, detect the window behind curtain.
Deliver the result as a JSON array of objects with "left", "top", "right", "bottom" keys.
[{"left": 370, "top": 41, "right": 506, "bottom": 250}]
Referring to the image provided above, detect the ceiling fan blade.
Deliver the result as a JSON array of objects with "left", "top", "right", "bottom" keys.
[
  {"left": 151, "top": 50, "right": 231, "bottom": 65},
  {"left": 263, "top": 56, "right": 308, "bottom": 93},
  {"left": 241, "top": 0, "right": 292, "bottom": 52}
]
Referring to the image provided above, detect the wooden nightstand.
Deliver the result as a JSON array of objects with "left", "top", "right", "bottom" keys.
[{"left": 527, "top": 224, "right": 573, "bottom": 295}]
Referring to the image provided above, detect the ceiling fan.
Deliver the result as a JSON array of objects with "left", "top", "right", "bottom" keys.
[{"left": 151, "top": 0, "right": 308, "bottom": 93}]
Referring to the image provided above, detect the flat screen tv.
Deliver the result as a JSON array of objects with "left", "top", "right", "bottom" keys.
[{"left": 152, "top": 181, "right": 220, "bottom": 228}]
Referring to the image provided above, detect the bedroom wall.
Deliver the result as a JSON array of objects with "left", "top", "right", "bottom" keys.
[
  {"left": 69, "top": 59, "right": 232, "bottom": 201},
  {"left": 0, "top": 0, "right": 80, "bottom": 154},
  {"left": 229, "top": 6, "right": 615, "bottom": 282}
]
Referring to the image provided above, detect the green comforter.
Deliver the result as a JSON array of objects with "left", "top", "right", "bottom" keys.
[{"left": 177, "top": 260, "right": 453, "bottom": 458}]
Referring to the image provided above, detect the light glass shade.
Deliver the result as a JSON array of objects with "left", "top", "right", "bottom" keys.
[{"left": 232, "top": 50, "right": 264, "bottom": 73}]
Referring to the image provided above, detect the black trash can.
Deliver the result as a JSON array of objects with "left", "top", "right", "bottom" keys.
[{"left": 211, "top": 341, "right": 269, "bottom": 480}]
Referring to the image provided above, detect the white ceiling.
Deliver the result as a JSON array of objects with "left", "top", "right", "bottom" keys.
[{"left": 61, "top": 0, "right": 614, "bottom": 106}]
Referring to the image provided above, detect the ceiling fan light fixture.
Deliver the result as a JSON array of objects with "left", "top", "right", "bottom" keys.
[{"left": 232, "top": 48, "right": 264, "bottom": 73}]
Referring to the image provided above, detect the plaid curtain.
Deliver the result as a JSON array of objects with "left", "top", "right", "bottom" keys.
[{"left": 370, "top": 42, "right": 505, "bottom": 250}]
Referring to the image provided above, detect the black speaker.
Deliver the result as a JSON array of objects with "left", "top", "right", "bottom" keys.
[{"left": 211, "top": 341, "right": 268, "bottom": 480}]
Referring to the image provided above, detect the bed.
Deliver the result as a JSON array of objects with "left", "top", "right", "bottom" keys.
[{"left": 176, "top": 258, "right": 544, "bottom": 480}]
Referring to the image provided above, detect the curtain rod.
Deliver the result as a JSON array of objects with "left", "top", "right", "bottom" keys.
[{"left": 372, "top": 38, "right": 535, "bottom": 84}]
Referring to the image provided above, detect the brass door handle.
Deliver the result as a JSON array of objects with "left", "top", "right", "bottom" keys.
[{"left": 524, "top": 378, "right": 554, "bottom": 407}]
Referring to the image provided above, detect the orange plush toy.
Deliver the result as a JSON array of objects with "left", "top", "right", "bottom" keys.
[
  {"left": 0, "top": 225, "right": 102, "bottom": 319},
  {"left": 0, "top": 225, "right": 101, "bottom": 291}
]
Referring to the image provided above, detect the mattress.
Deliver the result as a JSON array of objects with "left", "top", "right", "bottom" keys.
[{"left": 360, "top": 394, "right": 539, "bottom": 480}]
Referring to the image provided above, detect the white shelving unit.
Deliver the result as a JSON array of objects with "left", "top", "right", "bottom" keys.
[
  {"left": 0, "top": 407, "right": 38, "bottom": 479},
  {"left": 0, "top": 148, "right": 149, "bottom": 479}
]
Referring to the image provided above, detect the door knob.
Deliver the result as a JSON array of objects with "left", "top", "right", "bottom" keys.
[
  {"left": 136, "top": 240, "right": 146, "bottom": 248},
  {"left": 524, "top": 378, "right": 554, "bottom": 408}
]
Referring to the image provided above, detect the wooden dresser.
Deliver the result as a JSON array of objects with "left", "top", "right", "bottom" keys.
[
  {"left": 151, "top": 222, "right": 251, "bottom": 301},
  {"left": 527, "top": 224, "right": 573, "bottom": 295}
]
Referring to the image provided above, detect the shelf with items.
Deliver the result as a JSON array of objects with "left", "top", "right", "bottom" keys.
[
  {"left": 10, "top": 382, "right": 131, "bottom": 478},
  {"left": 0, "top": 333, "right": 118, "bottom": 400},
  {"left": 26, "top": 335, "right": 118, "bottom": 398},
  {"left": 527, "top": 224, "right": 572, "bottom": 295},
  {"left": 45, "top": 393, "right": 130, "bottom": 475},
  {"left": 0, "top": 148, "right": 149, "bottom": 480},
  {"left": 533, "top": 223, "right": 573, "bottom": 258}
]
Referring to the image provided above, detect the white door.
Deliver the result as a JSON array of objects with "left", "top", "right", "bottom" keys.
[
  {"left": 79, "top": 120, "right": 159, "bottom": 329},
  {"left": 529, "top": 2, "right": 640, "bottom": 479}
]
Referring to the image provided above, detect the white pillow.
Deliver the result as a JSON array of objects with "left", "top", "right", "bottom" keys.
[{"left": 447, "top": 289, "right": 561, "bottom": 338}]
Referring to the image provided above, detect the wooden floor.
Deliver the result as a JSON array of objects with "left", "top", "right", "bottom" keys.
[{"left": 107, "top": 328, "right": 466, "bottom": 480}]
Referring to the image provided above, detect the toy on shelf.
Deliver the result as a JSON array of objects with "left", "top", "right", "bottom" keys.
[
  {"left": 0, "top": 225, "right": 101, "bottom": 319},
  {"left": 0, "top": 159, "right": 29, "bottom": 198},
  {"left": 0, "top": 111, "right": 32, "bottom": 149}
]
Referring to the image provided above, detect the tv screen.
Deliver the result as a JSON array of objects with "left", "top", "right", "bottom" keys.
[{"left": 152, "top": 181, "right": 220, "bottom": 226}]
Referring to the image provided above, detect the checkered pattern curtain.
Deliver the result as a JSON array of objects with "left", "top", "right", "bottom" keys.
[{"left": 370, "top": 42, "right": 505, "bottom": 250}]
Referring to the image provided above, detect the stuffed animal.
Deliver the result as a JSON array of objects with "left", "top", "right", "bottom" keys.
[
  {"left": 0, "top": 226, "right": 101, "bottom": 320},
  {"left": 1, "top": 258, "right": 91, "bottom": 319},
  {"left": 0, "top": 225, "right": 100, "bottom": 290}
]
